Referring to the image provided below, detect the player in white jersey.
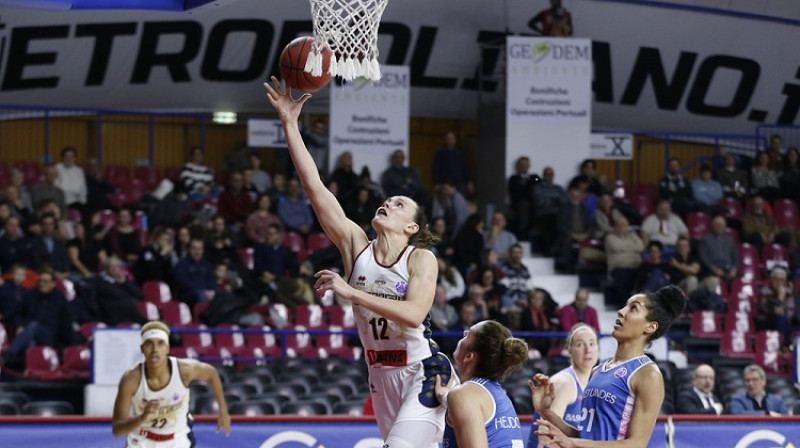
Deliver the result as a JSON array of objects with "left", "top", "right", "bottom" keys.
[
  {"left": 112, "top": 321, "right": 230, "bottom": 448},
  {"left": 264, "top": 78, "right": 451, "bottom": 448}
]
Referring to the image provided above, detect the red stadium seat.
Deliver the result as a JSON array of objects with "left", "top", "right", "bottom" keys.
[
  {"left": 754, "top": 331, "right": 793, "bottom": 375},
  {"left": 134, "top": 166, "right": 160, "bottom": 191},
  {"left": 634, "top": 183, "right": 658, "bottom": 204},
  {"left": 181, "top": 325, "right": 215, "bottom": 353},
  {"left": 687, "top": 212, "right": 711, "bottom": 240},
  {"left": 720, "top": 197, "right": 743, "bottom": 220},
  {"left": 135, "top": 301, "right": 160, "bottom": 321},
  {"left": 105, "top": 165, "right": 130, "bottom": 188},
  {"left": 244, "top": 325, "right": 282, "bottom": 358},
  {"left": 719, "top": 330, "right": 754, "bottom": 359},
  {"left": 689, "top": 311, "right": 723, "bottom": 338},
  {"left": 143, "top": 281, "right": 172, "bottom": 306},
  {"left": 269, "top": 303, "right": 292, "bottom": 328},
  {"left": 316, "top": 326, "right": 361, "bottom": 360},
  {"left": 286, "top": 325, "right": 322, "bottom": 359},
  {"left": 238, "top": 247, "right": 254, "bottom": 271},
  {"left": 159, "top": 301, "right": 193, "bottom": 326},
  {"left": 215, "top": 324, "right": 247, "bottom": 351},
  {"left": 738, "top": 243, "right": 760, "bottom": 282},
  {"left": 761, "top": 244, "right": 791, "bottom": 272},
  {"left": 294, "top": 304, "right": 325, "bottom": 329},
  {"left": 773, "top": 199, "right": 800, "bottom": 230},
  {"left": 162, "top": 166, "right": 182, "bottom": 182},
  {"left": 99, "top": 209, "right": 117, "bottom": 230},
  {"left": 627, "top": 194, "right": 654, "bottom": 219},
  {"left": 324, "top": 304, "right": 356, "bottom": 330},
  {"left": 108, "top": 192, "right": 128, "bottom": 209},
  {"left": 193, "top": 302, "right": 210, "bottom": 324},
  {"left": 61, "top": 346, "right": 91, "bottom": 380},
  {"left": 283, "top": 231, "right": 306, "bottom": 253},
  {"left": 169, "top": 346, "right": 200, "bottom": 359},
  {"left": 15, "top": 161, "right": 40, "bottom": 186},
  {"left": 25, "top": 346, "right": 64, "bottom": 380},
  {"left": 123, "top": 179, "right": 146, "bottom": 203},
  {"left": 725, "top": 310, "right": 755, "bottom": 334},
  {"left": 79, "top": 322, "right": 107, "bottom": 339},
  {"left": 307, "top": 233, "right": 332, "bottom": 253}
]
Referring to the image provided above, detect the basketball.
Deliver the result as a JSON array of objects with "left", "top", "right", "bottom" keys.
[{"left": 279, "top": 36, "right": 333, "bottom": 93}]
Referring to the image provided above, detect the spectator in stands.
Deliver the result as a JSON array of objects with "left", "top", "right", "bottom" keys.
[
  {"left": 659, "top": 158, "right": 693, "bottom": 216},
  {"left": 498, "top": 244, "right": 534, "bottom": 311},
  {"left": 728, "top": 364, "right": 788, "bottom": 415},
  {"left": 180, "top": 146, "right": 215, "bottom": 198},
  {"left": 554, "top": 187, "right": 594, "bottom": 273},
  {"left": 594, "top": 192, "right": 623, "bottom": 239},
  {"left": 743, "top": 195, "right": 788, "bottom": 252},
  {"left": 475, "top": 266, "right": 511, "bottom": 325},
  {"left": 431, "top": 182, "right": 470, "bottom": 240},
  {"left": 507, "top": 156, "right": 538, "bottom": 240},
  {"left": 767, "top": 135, "right": 785, "bottom": 170},
  {"left": 558, "top": 288, "right": 600, "bottom": 333},
  {"left": 174, "top": 238, "right": 216, "bottom": 307},
  {"left": 430, "top": 285, "right": 459, "bottom": 333},
  {"left": 217, "top": 171, "right": 254, "bottom": 232},
  {"left": 4, "top": 185, "right": 32, "bottom": 226},
  {"left": 330, "top": 151, "right": 359, "bottom": 203},
  {"left": 9, "top": 169, "right": 33, "bottom": 213},
  {"left": 277, "top": 177, "right": 314, "bottom": 237},
  {"left": 31, "top": 165, "right": 65, "bottom": 216},
  {"left": 241, "top": 167, "right": 259, "bottom": 203},
  {"left": 437, "top": 256, "right": 465, "bottom": 304},
  {"left": 670, "top": 236, "right": 701, "bottom": 296},
  {"left": 528, "top": 0, "right": 573, "bottom": 36},
  {"left": 692, "top": 163, "right": 724, "bottom": 213},
  {"left": 109, "top": 207, "right": 141, "bottom": 264},
  {"left": 149, "top": 183, "right": 193, "bottom": 231},
  {"left": 245, "top": 193, "right": 282, "bottom": 245},
  {"left": 174, "top": 226, "right": 192, "bottom": 260},
  {"left": 54, "top": 147, "right": 87, "bottom": 213},
  {"left": 754, "top": 267, "right": 794, "bottom": 343},
  {"left": 31, "top": 213, "right": 69, "bottom": 276},
  {"left": 519, "top": 288, "right": 558, "bottom": 357},
  {"left": 267, "top": 171, "right": 288, "bottom": 203},
  {"left": 449, "top": 301, "right": 481, "bottom": 337},
  {"left": 0, "top": 216, "right": 33, "bottom": 274},
  {"left": 358, "top": 166, "right": 385, "bottom": 204},
  {"left": 432, "top": 131, "right": 469, "bottom": 191},
  {"left": 95, "top": 256, "right": 147, "bottom": 326},
  {"left": 779, "top": 147, "right": 800, "bottom": 203},
  {"left": 380, "top": 149, "right": 426, "bottom": 204},
  {"left": 640, "top": 199, "right": 688, "bottom": 256},
  {"left": 569, "top": 159, "right": 606, "bottom": 197},
  {"left": 344, "top": 186, "right": 380, "bottom": 234},
  {"left": 676, "top": 364, "right": 723, "bottom": 415},
  {"left": 428, "top": 217, "right": 452, "bottom": 259},
  {"left": 484, "top": 211, "right": 517, "bottom": 261},
  {"left": 605, "top": 216, "right": 644, "bottom": 307},
  {"left": 302, "top": 119, "right": 329, "bottom": 176},
  {"left": 717, "top": 153, "right": 749, "bottom": 199},
  {"left": 224, "top": 143, "right": 251, "bottom": 175},
  {"left": 249, "top": 152, "right": 271, "bottom": 194},
  {"left": 132, "top": 227, "right": 176, "bottom": 285},
  {"left": 0, "top": 264, "right": 29, "bottom": 333},
  {"left": 751, "top": 150, "right": 780, "bottom": 202},
  {"left": 67, "top": 219, "right": 110, "bottom": 279},
  {"left": 204, "top": 215, "right": 239, "bottom": 267},
  {"left": 0, "top": 270, "right": 76, "bottom": 366},
  {"left": 637, "top": 241, "right": 674, "bottom": 293},
  {"left": 83, "top": 157, "right": 115, "bottom": 214},
  {"left": 698, "top": 215, "right": 739, "bottom": 292},
  {"left": 462, "top": 284, "right": 489, "bottom": 323},
  {"left": 253, "top": 223, "right": 298, "bottom": 282},
  {"left": 451, "top": 214, "right": 485, "bottom": 278}
]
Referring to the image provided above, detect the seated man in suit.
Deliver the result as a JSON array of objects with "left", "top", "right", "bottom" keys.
[
  {"left": 728, "top": 364, "right": 788, "bottom": 415},
  {"left": 676, "top": 364, "right": 723, "bottom": 415}
]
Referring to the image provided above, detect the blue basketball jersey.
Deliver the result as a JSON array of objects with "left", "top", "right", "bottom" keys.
[
  {"left": 443, "top": 378, "right": 524, "bottom": 448},
  {"left": 579, "top": 355, "right": 653, "bottom": 441},
  {"left": 527, "top": 366, "right": 586, "bottom": 448}
]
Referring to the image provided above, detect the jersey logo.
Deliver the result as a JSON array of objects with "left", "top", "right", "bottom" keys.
[
  {"left": 614, "top": 367, "right": 628, "bottom": 378},
  {"left": 367, "top": 349, "right": 407, "bottom": 366},
  {"left": 356, "top": 275, "right": 367, "bottom": 287},
  {"left": 172, "top": 393, "right": 180, "bottom": 402},
  {"left": 395, "top": 281, "right": 408, "bottom": 294}
]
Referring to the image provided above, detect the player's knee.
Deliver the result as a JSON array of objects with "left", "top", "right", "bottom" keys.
[{"left": 382, "top": 436, "right": 416, "bottom": 448}]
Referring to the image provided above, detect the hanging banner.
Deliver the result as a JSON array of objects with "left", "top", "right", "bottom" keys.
[
  {"left": 248, "top": 118, "right": 287, "bottom": 148},
  {"left": 506, "top": 36, "right": 592, "bottom": 186},
  {"left": 672, "top": 420, "right": 800, "bottom": 448},
  {"left": 329, "top": 65, "right": 409, "bottom": 177},
  {"left": 590, "top": 133, "right": 634, "bottom": 160}
]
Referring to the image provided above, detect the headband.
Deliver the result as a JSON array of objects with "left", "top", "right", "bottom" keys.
[{"left": 141, "top": 328, "right": 169, "bottom": 345}]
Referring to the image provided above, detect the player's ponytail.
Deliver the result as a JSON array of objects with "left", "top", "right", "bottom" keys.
[
  {"left": 471, "top": 321, "right": 528, "bottom": 381},
  {"left": 644, "top": 285, "right": 687, "bottom": 342},
  {"left": 409, "top": 207, "right": 439, "bottom": 249}
]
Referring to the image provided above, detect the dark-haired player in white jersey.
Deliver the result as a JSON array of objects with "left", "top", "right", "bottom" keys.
[
  {"left": 112, "top": 321, "right": 230, "bottom": 447},
  {"left": 264, "top": 78, "right": 452, "bottom": 448}
]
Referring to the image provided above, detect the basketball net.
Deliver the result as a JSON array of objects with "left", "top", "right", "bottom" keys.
[{"left": 307, "top": 0, "right": 389, "bottom": 81}]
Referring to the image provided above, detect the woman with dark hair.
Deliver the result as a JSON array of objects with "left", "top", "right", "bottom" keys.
[
  {"left": 434, "top": 320, "right": 528, "bottom": 447},
  {"left": 531, "top": 285, "right": 686, "bottom": 446},
  {"left": 475, "top": 267, "right": 511, "bottom": 325},
  {"left": 452, "top": 214, "right": 486, "bottom": 278},
  {"left": 265, "top": 78, "right": 452, "bottom": 447},
  {"left": 245, "top": 193, "right": 282, "bottom": 245},
  {"left": 331, "top": 150, "right": 360, "bottom": 202},
  {"left": 132, "top": 227, "right": 176, "bottom": 285},
  {"left": 751, "top": 150, "right": 780, "bottom": 202},
  {"left": 110, "top": 207, "right": 142, "bottom": 264}
]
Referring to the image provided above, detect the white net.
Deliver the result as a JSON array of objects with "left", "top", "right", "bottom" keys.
[{"left": 306, "top": 0, "right": 389, "bottom": 81}]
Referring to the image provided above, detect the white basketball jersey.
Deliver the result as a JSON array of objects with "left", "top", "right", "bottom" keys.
[
  {"left": 128, "top": 357, "right": 191, "bottom": 440},
  {"left": 349, "top": 241, "right": 435, "bottom": 367}
]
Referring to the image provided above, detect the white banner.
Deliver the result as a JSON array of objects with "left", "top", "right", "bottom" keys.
[
  {"left": 0, "top": 1, "right": 797, "bottom": 134},
  {"left": 92, "top": 328, "right": 142, "bottom": 385},
  {"left": 329, "top": 65, "right": 409, "bottom": 178},
  {"left": 590, "top": 133, "right": 633, "bottom": 160},
  {"left": 247, "top": 118, "right": 286, "bottom": 148},
  {"left": 506, "top": 37, "right": 592, "bottom": 186}
]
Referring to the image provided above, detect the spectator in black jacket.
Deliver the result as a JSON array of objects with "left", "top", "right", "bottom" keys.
[
  {"left": 95, "top": 256, "right": 147, "bottom": 326},
  {"left": 174, "top": 238, "right": 216, "bottom": 307},
  {"left": 0, "top": 216, "right": 34, "bottom": 273},
  {"left": 133, "top": 227, "right": 176, "bottom": 285},
  {"left": 253, "top": 224, "right": 299, "bottom": 281},
  {"left": 676, "top": 364, "right": 723, "bottom": 415},
  {"left": 508, "top": 156, "right": 538, "bottom": 240},
  {"left": 31, "top": 213, "right": 69, "bottom": 275},
  {"left": 0, "top": 271, "right": 76, "bottom": 364}
]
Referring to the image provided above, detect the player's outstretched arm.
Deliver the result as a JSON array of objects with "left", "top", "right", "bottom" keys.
[
  {"left": 112, "top": 368, "right": 156, "bottom": 437},
  {"left": 529, "top": 374, "right": 579, "bottom": 438},
  {"left": 183, "top": 360, "right": 231, "bottom": 436},
  {"left": 263, "top": 77, "right": 365, "bottom": 254}
]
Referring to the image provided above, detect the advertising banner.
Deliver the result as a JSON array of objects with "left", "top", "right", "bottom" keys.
[
  {"left": 248, "top": 118, "right": 287, "bottom": 148},
  {"left": 329, "top": 65, "right": 409, "bottom": 177},
  {"left": 506, "top": 36, "right": 592, "bottom": 186},
  {"left": 590, "top": 133, "right": 634, "bottom": 160}
]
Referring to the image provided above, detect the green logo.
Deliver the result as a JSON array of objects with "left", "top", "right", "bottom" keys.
[{"left": 533, "top": 42, "right": 551, "bottom": 63}]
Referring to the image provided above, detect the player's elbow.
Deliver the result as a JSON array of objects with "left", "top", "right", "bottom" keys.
[{"left": 111, "top": 424, "right": 126, "bottom": 438}]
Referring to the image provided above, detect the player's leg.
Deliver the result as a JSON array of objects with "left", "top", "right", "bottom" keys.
[{"left": 384, "top": 420, "right": 440, "bottom": 448}]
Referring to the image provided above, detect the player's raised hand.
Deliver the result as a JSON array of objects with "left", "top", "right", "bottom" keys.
[
  {"left": 434, "top": 374, "right": 455, "bottom": 407},
  {"left": 529, "top": 373, "right": 555, "bottom": 413},
  {"left": 263, "top": 76, "right": 311, "bottom": 123},
  {"left": 142, "top": 400, "right": 159, "bottom": 422},
  {"left": 535, "top": 418, "right": 574, "bottom": 448},
  {"left": 216, "top": 412, "right": 231, "bottom": 436},
  {"left": 314, "top": 269, "right": 353, "bottom": 299}
]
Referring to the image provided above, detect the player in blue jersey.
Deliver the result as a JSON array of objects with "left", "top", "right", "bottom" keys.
[
  {"left": 528, "top": 323, "right": 598, "bottom": 448},
  {"left": 435, "top": 320, "right": 528, "bottom": 448},
  {"left": 531, "top": 285, "right": 685, "bottom": 447}
]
